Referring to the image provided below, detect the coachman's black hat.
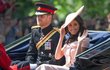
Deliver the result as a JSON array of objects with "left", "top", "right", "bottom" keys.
[{"left": 35, "top": 2, "right": 57, "bottom": 15}]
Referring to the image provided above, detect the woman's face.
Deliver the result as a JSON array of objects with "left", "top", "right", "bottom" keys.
[{"left": 67, "top": 20, "right": 80, "bottom": 35}]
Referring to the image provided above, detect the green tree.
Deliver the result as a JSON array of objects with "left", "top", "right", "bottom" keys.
[
  {"left": 12, "top": 0, "right": 110, "bottom": 21},
  {"left": 82, "top": 0, "right": 110, "bottom": 18}
]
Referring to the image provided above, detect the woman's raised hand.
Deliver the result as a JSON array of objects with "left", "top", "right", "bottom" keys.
[
  {"left": 78, "top": 30, "right": 88, "bottom": 42},
  {"left": 60, "top": 26, "right": 66, "bottom": 38}
]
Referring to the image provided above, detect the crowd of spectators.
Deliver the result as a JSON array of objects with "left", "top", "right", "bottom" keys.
[
  {"left": 0, "top": 0, "right": 36, "bottom": 45},
  {"left": 0, "top": 14, "right": 36, "bottom": 45}
]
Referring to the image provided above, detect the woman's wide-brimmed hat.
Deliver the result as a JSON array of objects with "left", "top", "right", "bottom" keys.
[{"left": 62, "top": 6, "right": 84, "bottom": 28}]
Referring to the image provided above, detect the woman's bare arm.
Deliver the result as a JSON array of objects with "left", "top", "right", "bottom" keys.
[
  {"left": 55, "top": 36, "right": 64, "bottom": 60},
  {"left": 55, "top": 27, "right": 65, "bottom": 60},
  {"left": 77, "top": 38, "right": 89, "bottom": 54},
  {"left": 75, "top": 30, "right": 89, "bottom": 58}
]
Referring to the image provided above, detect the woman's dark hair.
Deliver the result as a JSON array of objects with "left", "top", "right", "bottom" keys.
[
  {"left": 65, "top": 15, "right": 87, "bottom": 43},
  {"left": 75, "top": 15, "right": 86, "bottom": 35}
]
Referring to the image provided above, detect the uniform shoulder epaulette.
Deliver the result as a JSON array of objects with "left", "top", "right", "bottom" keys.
[{"left": 31, "top": 25, "right": 41, "bottom": 29}]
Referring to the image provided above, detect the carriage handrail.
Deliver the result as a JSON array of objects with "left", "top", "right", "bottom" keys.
[{"left": 6, "top": 33, "right": 31, "bottom": 51}]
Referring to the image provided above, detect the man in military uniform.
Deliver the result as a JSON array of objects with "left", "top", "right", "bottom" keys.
[{"left": 25, "top": 2, "right": 65, "bottom": 69}]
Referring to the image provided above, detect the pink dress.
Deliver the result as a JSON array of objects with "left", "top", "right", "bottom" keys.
[{"left": 63, "top": 41, "right": 78, "bottom": 67}]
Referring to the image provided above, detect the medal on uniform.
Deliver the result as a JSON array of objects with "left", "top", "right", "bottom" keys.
[{"left": 44, "top": 39, "right": 52, "bottom": 50}]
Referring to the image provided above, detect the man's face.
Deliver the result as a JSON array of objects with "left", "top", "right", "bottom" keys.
[{"left": 36, "top": 14, "right": 52, "bottom": 28}]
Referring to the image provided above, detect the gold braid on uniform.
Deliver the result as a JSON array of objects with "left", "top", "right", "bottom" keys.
[{"left": 36, "top": 27, "right": 60, "bottom": 49}]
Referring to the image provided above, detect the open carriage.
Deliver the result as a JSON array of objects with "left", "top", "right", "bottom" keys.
[{"left": 6, "top": 30, "right": 110, "bottom": 70}]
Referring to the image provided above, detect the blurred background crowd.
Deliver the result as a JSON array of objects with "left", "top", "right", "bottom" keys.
[
  {"left": 0, "top": 0, "right": 37, "bottom": 45},
  {"left": 0, "top": 0, "right": 110, "bottom": 46}
]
